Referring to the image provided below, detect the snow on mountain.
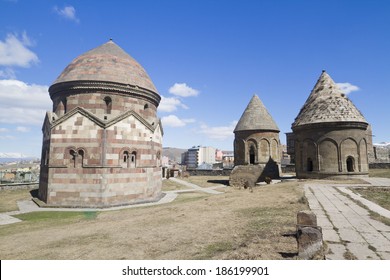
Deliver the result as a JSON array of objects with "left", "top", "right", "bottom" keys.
[{"left": 374, "top": 142, "right": 390, "bottom": 147}]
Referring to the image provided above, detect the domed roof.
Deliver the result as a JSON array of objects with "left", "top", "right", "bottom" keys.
[
  {"left": 292, "top": 71, "right": 367, "bottom": 128},
  {"left": 234, "top": 95, "right": 279, "bottom": 132},
  {"left": 52, "top": 40, "right": 157, "bottom": 93}
]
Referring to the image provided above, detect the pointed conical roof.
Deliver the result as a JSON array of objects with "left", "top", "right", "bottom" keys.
[
  {"left": 234, "top": 95, "right": 279, "bottom": 132},
  {"left": 292, "top": 71, "right": 367, "bottom": 128},
  {"left": 52, "top": 40, "right": 157, "bottom": 93}
]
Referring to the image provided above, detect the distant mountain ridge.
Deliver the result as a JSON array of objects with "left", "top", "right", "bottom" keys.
[
  {"left": 0, "top": 153, "right": 39, "bottom": 164},
  {"left": 162, "top": 147, "right": 187, "bottom": 163}
]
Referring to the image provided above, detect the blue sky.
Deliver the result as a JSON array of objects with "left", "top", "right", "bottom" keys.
[{"left": 0, "top": 0, "right": 389, "bottom": 157}]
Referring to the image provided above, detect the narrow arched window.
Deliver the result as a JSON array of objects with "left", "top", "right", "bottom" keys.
[
  {"left": 249, "top": 145, "right": 256, "bottom": 164},
  {"left": 104, "top": 96, "right": 112, "bottom": 114},
  {"left": 347, "top": 156, "right": 354, "bottom": 172},
  {"left": 122, "top": 151, "right": 130, "bottom": 168},
  {"left": 144, "top": 103, "right": 149, "bottom": 110},
  {"left": 78, "top": 150, "right": 85, "bottom": 167},
  {"left": 130, "top": 151, "right": 137, "bottom": 167},
  {"left": 307, "top": 158, "right": 313, "bottom": 172},
  {"left": 69, "top": 149, "right": 77, "bottom": 168}
]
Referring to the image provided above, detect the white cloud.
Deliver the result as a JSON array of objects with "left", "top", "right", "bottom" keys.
[
  {"left": 169, "top": 83, "right": 199, "bottom": 97},
  {"left": 54, "top": 5, "right": 80, "bottom": 23},
  {"left": 198, "top": 121, "right": 238, "bottom": 140},
  {"left": 0, "top": 79, "right": 50, "bottom": 125},
  {"left": 337, "top": 82, "right": 360, "bottom": 95},
  {"left": 16, "top": 126, "right": 30, "bottom": 132},
  {"left": 0, "top": 128, "right": 9, "bottom": 132},
  {"left": 0, "top": 32, "right": 39, "bottom": 67},
  {"left": 158, "top": 96, "right": 188, "bottom": 112},
  {"left": 161, "top": 115, "right": 195, "bottom": 127},
  {"left": 0, "top": 68, "right": 16, "bottom": 79}
]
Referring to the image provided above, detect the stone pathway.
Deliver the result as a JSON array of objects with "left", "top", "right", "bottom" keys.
[
  {"left": 305, "top": 178, "right": 390, "bottom": 260},
  {"left": 168, "top": 177, "right": 225, "bottom": 194},
  {"left": 0, "top": 178, "right": 225, "bottom": 226}
]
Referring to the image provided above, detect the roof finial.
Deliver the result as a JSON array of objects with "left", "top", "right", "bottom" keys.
[
  {"left": 322, "top": 69, "right": 326, "bottom": 73},
  {"left": 109, "top": 38, "right": 113, "bottom": 42}
]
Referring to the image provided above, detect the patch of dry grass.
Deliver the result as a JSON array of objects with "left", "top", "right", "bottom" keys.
[
  {"left": 369, "top": 169, "right": 390, "bottom": 178},
  {"left": 0, "top": 180, "right": 308, "bottom": 260},
  {"left": 0, "top": 188, "right": 36, "bottom": 213},
  {"left": 181, "top": 176, "right": 230, "bottom": 188},
  {"left": 162, "top": 179, "right": 189, "bottom": 191},
  {"left": 353, "top": 187, "right": 390, "bottom": 211}
]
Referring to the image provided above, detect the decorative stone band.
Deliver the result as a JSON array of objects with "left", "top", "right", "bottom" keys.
[
  {"left": 49, "top": 80, "right": 161, "bottom": 107},
  {"left": 48, "top": 106, "right": 160, "bottom": 132},
  {"left": 292, "top": 121, "right": 368, "bottom": 132}
]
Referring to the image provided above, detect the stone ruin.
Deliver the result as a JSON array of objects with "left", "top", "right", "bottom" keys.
[{"left": 229, "top": 95, "right": 281, "bottom": 188}]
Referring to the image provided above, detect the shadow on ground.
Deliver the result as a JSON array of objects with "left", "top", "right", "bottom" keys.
[{"left": 207, "top": 180, "right": 230, "bottom": 186}]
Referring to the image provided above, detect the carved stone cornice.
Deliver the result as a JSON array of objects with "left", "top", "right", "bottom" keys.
[{"left": 49, "top": 80, "right": 161, "bottom": 107}]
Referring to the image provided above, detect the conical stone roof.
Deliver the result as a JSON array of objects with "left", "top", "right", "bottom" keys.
[
  {"left": 292, "top": 71, "right": 367, "bottom": 128},
  {"left": 52, "top": 40, "right": 157, "bottom": 93},
  {"left": 234, "top": 95, "right": 279, "bottom": 132}
]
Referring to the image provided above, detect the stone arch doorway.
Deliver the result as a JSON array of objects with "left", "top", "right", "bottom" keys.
[{"left": 347, "top": 156, "right": 355, "bottom": 172}]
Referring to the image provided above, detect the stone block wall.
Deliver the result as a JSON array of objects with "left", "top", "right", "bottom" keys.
[
  {"left": 39, "top": 103, "right": 163, "bottom": 208},
  {"left": 293, "top": 124, "right": 369, "bottom": 179}
]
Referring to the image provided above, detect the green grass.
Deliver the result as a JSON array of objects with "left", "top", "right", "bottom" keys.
[{"left": 14, "top": 211, "right": 98, "bottom": 222}]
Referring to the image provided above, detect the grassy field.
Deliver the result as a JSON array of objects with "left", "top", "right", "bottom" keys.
[
  {"left": 0, "top": 188, "right": 34, "bottom": 213},
  {"left": 354, "top": 187, "right": 390, "bottom": 211},
  {"left": 369, "top": 168, "right": 390, "bottom": 178},
  {"left": 0, "top": 177, "right": 308, "bottom": 260}
]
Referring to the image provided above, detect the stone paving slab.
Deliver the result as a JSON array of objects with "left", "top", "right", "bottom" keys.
[
  {"left": 322, "top": 229, "right": 340, "bottom": 242},
  {"left": 305, "top": 182, "right": 390, "bottom": 260},
  {"left": 326, "top": 243, "right": 346, "bottom": 260},
  {"left": 338, "top": 187, "right": 390, "bottom": 219},
  {"left": 346, "top": 243, "right": 380, "bottom": 260},
  {"left": 378, "top": 251, "right": 390, "bottom": 259},
  {"left": 0, "top": 214, "right": 21, "bottom": 225},
  {"left": 338, "top": 228, "right": 366, "bottom": 243}
]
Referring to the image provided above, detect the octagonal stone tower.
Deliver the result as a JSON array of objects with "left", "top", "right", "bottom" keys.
[
  {"left": 291, "top": 71, "right": 370, "bottom": 179},
  {"left": 230, "top": 95, "right": 281, "bottom": 187},
  {"left": 38, "top": 40, "right": 163, "bottom": 207}
]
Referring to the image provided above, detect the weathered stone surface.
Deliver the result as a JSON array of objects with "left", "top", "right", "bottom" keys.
[
  {"left": 231, "top": 95, "right": 281, "bottom": 187},
  {"left": 297, "top": 210, "right": 317, "bottom": 227},
  {"left": 297, "top": 226, "right": 324, "bottom": 260},
  {"left": 38, "top": 40, "right": 163, "bottom": 208},
  {"left": 291, "top": 71, "right": 371, "bottom": 179}
]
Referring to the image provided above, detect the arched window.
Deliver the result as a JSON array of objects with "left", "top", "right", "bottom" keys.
[
  {"left": 104, "top": 96, "right": 112, "bottom": 114},
  {"left": 144, "top": 103, "right": 149, "bottom": 110},
  {"left": 69, "top": 149, "right": 77, "bottom": 168},
  {"left": 347, "top": 156, "right": 355, "bottom": 172},
  {"left": 130, "top": 151, "right": 137, "bottom": 167},
  {"left": 122, "top": 151, "right": 130, "bottom": 168},
  {"left": 307, "top": 158, "right": 313, "bottom": 172},
  {"left": 78, "top": 149, "right": 85, "bottom": 167},
  {"left": 249, "top": 145, "right": 256, "bottom": 164}
]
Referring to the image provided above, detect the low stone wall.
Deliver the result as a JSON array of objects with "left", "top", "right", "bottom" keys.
[
  {"left": 187, "top": 169, "right": 232, "bottom": 176},
  {"left": 369, "top": 163, "right": 390, "bottom": 169},
  {"left": 282, "top": 164, "right": 296, "bottom": 173},
  {"left": 0, "top": 183, "right": 38, "bottom": 191}
]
